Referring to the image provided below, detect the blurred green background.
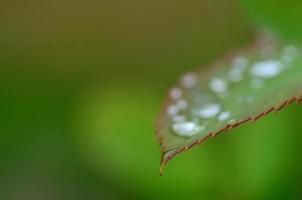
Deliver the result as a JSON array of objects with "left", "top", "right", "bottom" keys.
[{"left": 1, "top": 0, "right": 302, "bottom": 199}]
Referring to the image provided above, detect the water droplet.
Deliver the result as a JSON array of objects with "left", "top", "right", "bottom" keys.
[
  {"left": 250, "top": 78, "right": 264, "bottom": 89},
  {"left": 282, "top": 45, "right": 299, "bottom": 64},
  {"left": 227, "top": 119, "right": 236, "bottom": 126},
  {"left": 194, "top": 103, "right": 221, "bottom": 118},
  {"left": 166, "top": 105, "right": 179, "bottom": 116},
  {"left": 169, "top": 87, "right": 182, "bottom": 100},
  {"left": 250, "top": 60, "right": 282, "bottom": 78},
  {"left": 228, "top": 69, "right": 243, "bottom": 82},
  {"left": 209, "top": 78, "right": 228, "bottom": 93},
  {"left": 176, "top": 99, "right": 187, "bottom": 110},
  {"left": 181, "top": 72, "right": 198, "bottom": 88},
  {"left": 232, "top": 56, "right": 248, "bottom": 69},
  {"left": 228, "top": 57, "right": 248, "bottom": 82},
  {"left": 171, "top": 121, "right": 204, "bottom": 137},
  {"left": 217, "top": 111, "right": 230, "bottom": 121}
]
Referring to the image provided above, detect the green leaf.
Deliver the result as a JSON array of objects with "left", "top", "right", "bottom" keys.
[{"left": 156, "top": 31, "right": 302, "bottom": 175}]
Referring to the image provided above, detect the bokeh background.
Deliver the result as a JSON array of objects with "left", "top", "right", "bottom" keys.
[{"left": 1, "top": 0, "right": 302, "bottom": 199}]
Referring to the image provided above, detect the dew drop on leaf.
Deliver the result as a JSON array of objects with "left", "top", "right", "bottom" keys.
[
  {"left": 176, "top": 99, "right": 187, "bottom": 110},
  {"left": 166, "top": 105, "right": 179, "bottom": 116},
  {"left": 217, "top": 111, "right": 230, "bottom": 122},
  {"left": 194, "top": 103, "right": 221, "bottom": 119},
  {"left": 282, "top": 45, "right": 298, "bottom": 64},
  {"left": 181, "top": 72, "right": 198, "bottom": 89},
  {"left": 227, "top": 56, "right": 248, "bottom": 82},
  {"left": 227, "top": 119, "right": 237, "bottom": 126},
  {"left": 250, "top": 60, "right": 282, "bottom": 78},
  {"left": 169, "top": 87, "right": 183, "bottom": 100},
  {"left": 209, "top": 78, "right": 228, "bottom": 93},
  {"left": 171, "top": 121, "right": 204, "bottom": 137}
]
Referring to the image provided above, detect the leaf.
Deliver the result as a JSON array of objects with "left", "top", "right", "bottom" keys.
[{"left": 156, "top": 31, "right": 302, "bottom": 175}]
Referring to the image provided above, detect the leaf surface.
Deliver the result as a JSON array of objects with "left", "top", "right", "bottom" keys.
[{"left": 156, "top": 32, "right": 302, "bottom": 174}]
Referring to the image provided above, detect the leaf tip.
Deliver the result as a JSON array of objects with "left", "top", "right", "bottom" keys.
[
  {"left": 159, "top": 160, "right": 164, "bottom": 176},
  {"left": 159, "top": 149, "right": 178, "bottom": 176}
]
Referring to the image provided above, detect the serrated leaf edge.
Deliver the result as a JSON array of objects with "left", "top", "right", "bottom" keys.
[{"left": 156, "top": 94, "right": 302, "bottom": 175}]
